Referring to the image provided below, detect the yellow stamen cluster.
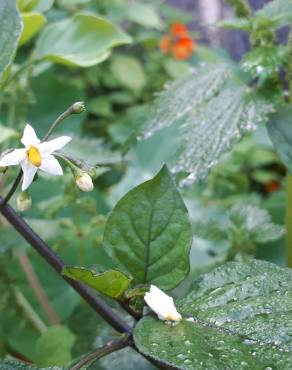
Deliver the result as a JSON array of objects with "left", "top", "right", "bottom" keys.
[{"left": 27, "top": 145, "right": 42, "bottom": 167}]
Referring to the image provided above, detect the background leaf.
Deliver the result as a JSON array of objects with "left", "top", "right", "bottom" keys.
[
  {"left": 267, "top": 105, "right": 292, "bottom": 173},
  {"left": 20, "top": 11, "right": 46, "bottom": 46},
  {"left": 0, "top": 125, "right": 18, "bottom": 144},
  {"left": 63, "top": 267, "right": 130, "bottom": 298},
  {"left": 110, "top": 55, "right": 147, "bottom": 93},
  {"left": 35, "top": 325, "right": 75, "bottom": 367},
  {"left": 126, "top": 4, "right": 163, "bottom": 30},
  {"left": 134, "top": 260, "right": 292, "bottom": 369},
  {"left": 0, "top": 0, "right": 22, "bottom": 80},
  {"left": 34, "top": 13, "right": 131, "bottom": 67},
  {"left": 103, "top": 165, "right": 192, "bottom": 290}
]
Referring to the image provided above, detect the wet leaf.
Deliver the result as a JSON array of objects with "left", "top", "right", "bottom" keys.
[
  {"left": 137, "top": 63, "right": 273, "bottom": 185},
  {"left": 34, "top": 13, "right": 131, "bottom": 67},
  {"left": 103, "top": 165, "right": 192, "bottom": 290},
  {"left": 63, "top": 267, "right": 130, "bottom": 299},
  {"left": 134, "top": 260, "right": 292, "bottom": 369},
  {"left": 0, "top": 360, "right": 61, "bottom": 369}
]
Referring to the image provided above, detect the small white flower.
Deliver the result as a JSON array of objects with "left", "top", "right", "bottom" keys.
[
  {"left": 75, "top": 172, "right": 94, "bottom": 192},
  {"left": 144, "top": 285, "right": 182, "bottom": 321},
  {"left": 0, "top": 124, "right": 71, "bottom": 191}
]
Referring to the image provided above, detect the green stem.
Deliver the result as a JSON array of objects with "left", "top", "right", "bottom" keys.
[
  {"left": 286, "top": 175, "right": 292, "bottom": 267},
  {"left": 42, "top": 102, "right": 83, "bottom": 141},
  {"left": 1, "top": 59, "right": 41, "bottom": 90}
]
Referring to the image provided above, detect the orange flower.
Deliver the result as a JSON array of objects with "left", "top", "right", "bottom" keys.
[
  {"left": 172, "top": 37, "right": 194, "bottom": 60},
  {"left": 265, "top": 180, "right": 281, "bottom": 193},
  {"left": 159, "top": 35, "right": 171, "bottom": 54},
  {"left": 171, "top": 22, "right": 189, "bottom": 38}
]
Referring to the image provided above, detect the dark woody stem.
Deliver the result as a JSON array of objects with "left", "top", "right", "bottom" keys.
[{"left": 0, "top": 196, "right": 132, "bottom": 335}]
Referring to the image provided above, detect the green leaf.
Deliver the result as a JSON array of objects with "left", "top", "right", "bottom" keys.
[
  {"left": 216, "top": 17, "right": 251, "bottom": 31},
  {"left": 19, "top": 11, "right": 46, "bottom": 45},
  {"left": 267, "top": 105, "right": 292, "bottom": 173},
  {"left": 138, "top": 63, "right": 273, "bottom": 186},
  {"left": 34, "top": 13, "right": 132, "bottom": 67},
  {"left": 0, "top": 0, "right": 22, "bottom": 80},
  {"left": 163, "top": 59, "right": 192, "bottom": 79},
  {"left": 35, "top": 0, "right": 54, "bottom": 12},
  {"left": 110, "top": 55, "right": 147, "bottom": 93},
  {"left": 35, "top": 325, "right": 75, "bottom": 367},
  {"left": 63, "top": 267, "right": 130, "bottom": 299},
  {"left": 229, "top": 204, "right": 285, "bottom": 244},
  {"left": 126, "top": 4, "right": 163, "bottom": 29},
  {"left": 134, "top": 260, "right": 292, "bottom": 369},
  {"left": 88, "top": 96, "right": 112, "bottom": 117},
  {"left": 17, "top": 0, "right": 39, "bottom": 12},
  {"left": 103, "top": 165, "right": 192, "bottom": 290},
  {"left": 256, "top": 0, "right": 292, "bottom": 27},
  {"left": 241, "top": 46, "right": 287, "bottom": 80},
  {"left": 0, "top": 360, "right": 62, "bottom": 369}
]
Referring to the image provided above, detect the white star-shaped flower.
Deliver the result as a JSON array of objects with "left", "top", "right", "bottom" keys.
[
  {"left": 144, "top": 285, "right": 182, "bottom": 321},
  {"left": 0, "top": 124, "right": 71, "bottom": 191}
]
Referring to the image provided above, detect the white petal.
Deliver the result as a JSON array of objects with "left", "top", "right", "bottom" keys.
[
  {"left": 39, "top": 136, "right": 71, "bottom": 154},
  {"left": 0, "top": 149, "right": 26, "bottom": 166},
  {"left": 144, "top": 285, "right": 182, "bottom": 321},
  {"left": 21, "top": 124, "right": 40, "bottom": 147},
  {"left": 21, "top": 160, "right": 38, "bottom": 191},
  {"left": 40, "top": 155, "right": 63, "bottom": 175}
]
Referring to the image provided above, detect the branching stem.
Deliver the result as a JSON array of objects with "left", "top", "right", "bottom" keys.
[{"left": 69, "top": 335, "right": 130, "bottom": 370}]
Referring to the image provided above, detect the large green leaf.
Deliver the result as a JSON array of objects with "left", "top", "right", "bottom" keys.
[
  {"left": 20, "top": 11, "right": 46, "bottom": 46},
  {"left": 34, "top": 13, "right": 131, "bottom": 67},
  {"left": 137, "top": 63, "right": 273, "bottom": 186},
  {"left": 0, "top": 0, "right": 22, "bottom": 80},
  {"left": 63, "top": 267, "right": 130, "bottom": 299},
  {"left": 267, "top": 105, "right": 292, "bottom": 173},
  {"left": 134, "top": 260, "right": 292, "bottom": 369},
  {"left": 103, "top": 165, "right": 192, "bottom": 290}
]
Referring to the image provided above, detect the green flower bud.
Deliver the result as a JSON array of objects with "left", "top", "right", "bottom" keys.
[
  {"left": 17, "top": 192, "right": 32, "bottom": 212},
  {"left": 72, "top": 101, "right": 86, "bottom": 114}
]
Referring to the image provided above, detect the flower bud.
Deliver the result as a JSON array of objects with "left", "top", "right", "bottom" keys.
[
  {"left": 75, "top": 172, "right": 94, "bottom": 192},
  {"left": 72, "top": 101, "right": 86, "bottom": 114},
  {"left": 17, "top": 192, "right": 32, "bottom": 212}
]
